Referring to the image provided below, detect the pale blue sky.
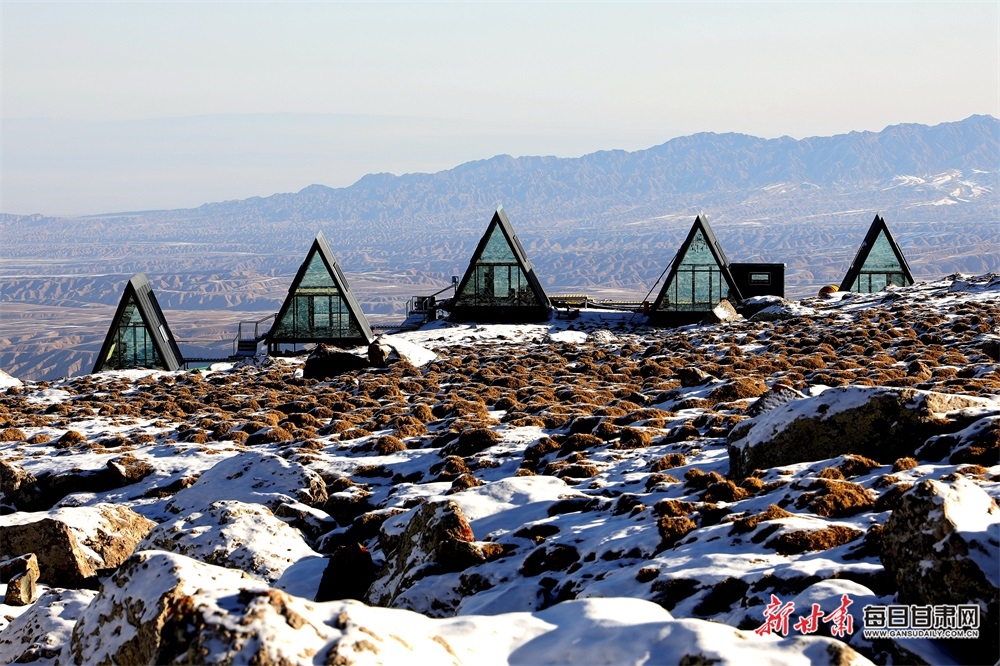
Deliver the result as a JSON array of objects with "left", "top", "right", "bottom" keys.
[{"left": 2, "top": 1, "right": 998, "bottom": 215}]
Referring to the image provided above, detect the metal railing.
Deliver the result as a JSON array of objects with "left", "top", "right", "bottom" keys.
[{"left": 232, "top": 313, "right": 276, "bottom": 356}]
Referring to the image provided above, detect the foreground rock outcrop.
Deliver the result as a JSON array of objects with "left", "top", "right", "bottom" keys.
[
  {"left": 0, "top": 588, "right": 96, "bottom": 664},
  {"left": 0, "top": 274, "right": 996, "bottom": 664},
  {"left": 881, "top": 476, "right": 1000, "bottom": 662},
  {"left": 728, "top": 386, "right": 995, "bottom": 480},
  {"left": 66, "top": 550, "right": 871, "bottom": 666},
  {"left": 140, "top": 500, "right": 319, "bottom": 583},
  {"left": 163, "top": 449, "right": 327, "bottom": 517},
  {"left": 367, "top": 499, "right": 487, "bottom": 610},
  {"left": 0, "top": 504, "right": 155, "bottom": 587}
]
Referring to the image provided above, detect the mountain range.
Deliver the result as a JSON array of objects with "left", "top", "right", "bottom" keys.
[{"left": 0, "top": 114, "right": 997, "bottom": 380}]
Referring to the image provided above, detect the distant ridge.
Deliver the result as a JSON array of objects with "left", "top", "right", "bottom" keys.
[
  {"left": 59, "top": 114, "right": 996, "bottom": 228},
  {"left": 2, "top": 115, "right": 997, "bottom": 382}
]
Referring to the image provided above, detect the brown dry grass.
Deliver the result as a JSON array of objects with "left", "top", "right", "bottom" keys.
[
  {"left": 684, "top": 468, "right": 725, "bottom": 490},
  {"left": 55, "top": 430, "right": 86, "bottom": 447},
  {"left": 657, "top": 516, "right": 697, "bottom": 549},
  {"left": 765, "top": 525, "right": 862, "bottom": 555},
  {"left": 805, "top": 480, "right": 874, "bottom": 518},
  {"left": 0, "top": 427, "right": 26, "bottom": 442},
  {"left": 375, "top": 435, "right": 407, "bottom": 455},
  {"left": 613, "top": 427, "right": 653, "bottom": 450},
  {"left": 837, "top": 455, "right": 881, "bottom": 477},
  {"left": 650, "top": 453, "right": 687, "bottom": 472},
  {"left": 653, "top": 499, "right": 696, "bottom": 517},
  {"left": 702, "top": 480, "right": 748, "bottom": 503}
]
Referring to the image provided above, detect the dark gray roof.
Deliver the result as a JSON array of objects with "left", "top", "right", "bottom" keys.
[{"left": 93, "top": 273, "right": 184, "bottom": 373}]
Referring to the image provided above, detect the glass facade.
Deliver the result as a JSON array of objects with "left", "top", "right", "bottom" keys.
[
  {"left": 454, "top": 224, "right": 541, "bottom": 308},
  {"left": 850, "top": 229, "right": 912, "bottom": 293},
  {"left": 659, "top": 227, "right": 728, "bottom": 311},
  {"left": 271, "top": 250, "right": 363, "bottom": 340},
  {"left": 101, "top": 298, "right": 165, "bottom": 370}
]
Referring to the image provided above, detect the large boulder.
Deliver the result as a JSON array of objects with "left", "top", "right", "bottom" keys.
[
  {"left": 0, "top": 588, "right": 96, "bottom": 664},
  {"left": 0, "top": 369, "right": 21, "bottom": 389},
  {"left": 163, "top": 450, "right": 327, "bottom": 517},
  {"left": 880, "top": 476, "right": 1000, "bottom": 662},
  {"left": 728, "top": 386, "right": 996, "bottom": 480},
  {"left": 302, "top": 344, "right": 369, "bottom": 380},
  {"left": 366, "top": 499, "right": 486, "bottom": 609},
  {"left": 60, "top": 551, "right": 877, "bottom": 666},
  {"left": 736, "top": 295, "right": 785, "bottom": 319},
  {"left": 139, "top": 500, "right": 318, "bottom": 583},
  {"left": 0, "top": 459, "right": 37, "bottom": 509},
  {"left": 0, "top": 454, "right": 155, "bottom": 512},
  {"left": 0, "top": 553, "right": 40, "bottom": 605},
  {"left": 69, "top": 551, "right": 267, "bottom": 665},
  {"left": 921, "top": 414, "right": 1000, "bottom": 465},
  {"left": 67, "top": 551, "right": 460, "bottom": 665},
  {"left": 0, "top": 504, "right": 155, "bottom": 588},
  {"left": 701, "top": 299, "right": 740, "bottom": 325},
  {"left": 316, "top": 543, "right": 378, "bottom": 602},
  {"left": 506, "top": 598, "right": 872, "bottom": 666},
  {"left": 368, "top": 334, "right": 437, "bottom": 367}
]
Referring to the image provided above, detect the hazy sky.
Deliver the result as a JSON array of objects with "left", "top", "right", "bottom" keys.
[{"left": 2, "top": 1, "right": 998, "bottom": 216}]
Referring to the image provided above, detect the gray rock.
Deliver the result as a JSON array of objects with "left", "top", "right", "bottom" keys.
[
  {"left": 880, "top": 476, "right": 999, "bottom": 662},
  {"left": 728, "top": 386, "right": 995, "bottom": 480},
  {"left": 743, "top": 383, "right": 806, "bottom": 419},
  {"left": 701, "top": 299, "right": 740, "bottom": 324},
  {"left": 369, "top": 334, "right": 437, "bottom": 367},
  {"left": 0, "top": 504, "right": 155, "bottom": 588},
  {"left": 367, "top": 500, "right": 486, "bottom": 608},
  {"left": 0, "top": 553, "right": 40, "bottom": 605},
  {"left": 0, "top": 588, "right": 96, "bottom": 664},
  {"left": 164, "top": 450, "right": 327, "bottom": 518},
  {"left": 69, "top": 551, "right": 264, "bottom": 665},
  {"left": 0, "top": 454, "right": 153, "bottom": 512},
  {"left": 303, "top": 344, "right": 369, "bottom": 379},
  {"left": 139, "top": 500, "right": 318, "bottom": 583}
]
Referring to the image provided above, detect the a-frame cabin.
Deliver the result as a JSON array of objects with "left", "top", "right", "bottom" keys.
[
  {"left": 93, "top": 273, "right": 183, "bottom": 373},
  {"left": 647, "top": 215, "right": 743, "bottom": 326},
  {"left": 450, "top": 207, "right": 552, "bottom": 323},
  {"left": 839, "top": 214, "right": 914, "bottom": 293},
  {"left": 266, "top": 232, "right": 374, "bottom": 352}
]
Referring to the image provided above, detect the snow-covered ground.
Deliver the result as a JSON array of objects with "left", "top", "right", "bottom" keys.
[{"left": 0, "top": 274, "right": 997, "bottom": 665}]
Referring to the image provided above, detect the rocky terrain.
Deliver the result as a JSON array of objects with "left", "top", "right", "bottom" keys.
[
  {"left": 1, "top": 115, "right": 997, "bottom": 380},
  {"left": 0, "top": 274, "right": 997, "bottom": 664}
]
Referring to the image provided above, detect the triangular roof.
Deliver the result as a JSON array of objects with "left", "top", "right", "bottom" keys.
[
  {"left": 267, "top": 232, "right": 374, "bottom": 346},
  {"left": 839, "top": 214, "right": 914, "bottom": 292},
  {"left": 649, "top": 214, "right": 742, "bottom": 317},
  {"left": 93, "top": 273, "right": 183, "bottom": 373},
  {"left": 451, "top": 207, "right": 551, "bottom": 321}
]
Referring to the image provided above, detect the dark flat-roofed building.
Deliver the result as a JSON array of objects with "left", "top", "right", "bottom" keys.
[{"left": 729, "top": 262, "right": 786, "bottom": 299}]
